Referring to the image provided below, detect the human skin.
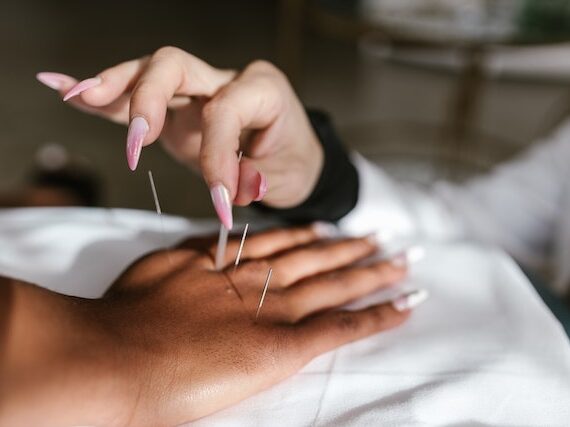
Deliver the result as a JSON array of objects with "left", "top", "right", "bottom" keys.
[
  {"left": 37, "top": 47, "right": 324, "bottom": 229},
  {"left": 0, "top": 225, "right": 413, "bottom": 426}
]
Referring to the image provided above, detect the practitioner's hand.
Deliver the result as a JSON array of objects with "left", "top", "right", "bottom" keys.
[
  {"left": 1, "top": 226, "right": 424, "bottom": 427},
  {"left": 37, "top": 47, "right": 323, "bottom": 228}
]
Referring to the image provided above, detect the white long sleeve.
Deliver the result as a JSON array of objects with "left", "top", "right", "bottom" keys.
[{"left": 340, "top": 118, "right": 570, "bottom": 284}]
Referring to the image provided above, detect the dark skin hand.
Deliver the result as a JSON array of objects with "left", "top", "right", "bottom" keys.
[{"left": 0, "top": 225, "right": 409, "bottom": 426}]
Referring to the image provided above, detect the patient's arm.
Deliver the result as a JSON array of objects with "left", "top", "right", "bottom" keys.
[{"left": 0, "top": 225, "right": 415, "bottom": 427}]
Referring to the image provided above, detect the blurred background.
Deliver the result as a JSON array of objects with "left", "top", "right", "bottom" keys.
[{"left": 3, "top": 0, "right": 570, "bottom": 218}]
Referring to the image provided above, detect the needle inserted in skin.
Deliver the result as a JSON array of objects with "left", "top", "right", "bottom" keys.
[
  {"left": 234, "top": 223, "right": 249, "bottom": 269},
  {"left": 148, "top": 170, "right": 172, "bottom": 265},
  {"left": 255, "top": 268, "right": 273, "bottom": 321}
]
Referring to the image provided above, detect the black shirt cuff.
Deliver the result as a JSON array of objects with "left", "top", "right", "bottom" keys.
[{"left": 253, "top": 109, "right": 359, "bottom": 223}]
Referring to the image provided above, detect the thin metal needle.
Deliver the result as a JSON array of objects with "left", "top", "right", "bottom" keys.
[
  {"left": 148, "top": 170, "right": 162, "bottom": 215},
  {"left": 234, "top": 223, "right": 249, "bottom": 269},
  {"left": 215, "top": 225, "right": 229, "bottom": 271},
  {"left": 255, "top": 268, "right": 273, "bottom": 321},
  {"left": 148, "top": 170, "right": 172, "bottom": 265}
]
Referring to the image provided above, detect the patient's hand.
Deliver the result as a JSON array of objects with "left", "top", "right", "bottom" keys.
[{"left": 1, "top": 225, "right": 413, "bottom": 427}]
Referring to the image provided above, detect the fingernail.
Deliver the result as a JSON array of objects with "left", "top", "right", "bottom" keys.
[
  {"left": 36, "top": 72, "right": 75, "bottom": 90},
  {"left": 126, "top": 117, "right": 149, "bottom": 171},
  {"left": 312, "top": 221, "right": 339, "bottom": 238},
  {"left": 254, "top": 172, "right": 268, "bottom": 201},
  {"left": 391, "top": 245, "right": 425, "bottom": 267},
  {"left": 392, "top": 289, "right": 429, "bottom": 312},
  {"left": 366, "top": 232, "right": 381, "bottom": 247},
  {"left": 210, "top": 184, "right": 233, "bottom": 230},
  {"left": 63, "top": 76, "right": 101, "bottom": 101}
]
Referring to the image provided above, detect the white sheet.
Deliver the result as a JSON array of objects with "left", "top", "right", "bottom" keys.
[{"left": 0, "top": 208, "right": 569, "bottom": 426}]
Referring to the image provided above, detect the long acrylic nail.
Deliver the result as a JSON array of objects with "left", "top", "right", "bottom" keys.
[
  {"left": 210, "top": 184, "right": 233, "bottom": 230},
  {"left": 63, "top": 77, "right": 101, "bottom": 101},
  {"left": 126, "top": 117, "right": 149, "bottom": 171},
  {"left": 391, "top": 245, "right": 425, "bottom": 267},
  {"left": 36, "top": 72, "right": 76, "bottom": 90},
  {"left": 254, "top": 172, "right": 268, "bottom": 201},
  {"left": 392, "top": 289, "right": 429, "bottom": 312}
]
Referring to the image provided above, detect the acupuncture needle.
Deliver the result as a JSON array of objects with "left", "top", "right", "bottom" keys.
[
  {"left": 233, "top": 223, "right": 249, "bottom": 270},
  {"left": 215, "top": 224, "right": 229, "bottom": 271},
  {"left": 214, "top": 150, "right": 244, "bottom": 271},
  {"left": 148, "top": 170, "right": 173, "bottom": 265},
  {"left": 255, "top": 268, "right": 273, "bottom": 321},
  {"left": 148, "top": 170, "right": 162, "bottom": 215}
]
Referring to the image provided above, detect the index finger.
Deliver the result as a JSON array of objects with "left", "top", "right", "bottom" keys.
[
  {"left": 293, "top": 300, "right": 413, "bottom": 360},
  {"left": 200, "top": 61, "right": 285, "bottom": 228},
  {"left": 125, "top": 46, "right": 236, "bottom": 170}
]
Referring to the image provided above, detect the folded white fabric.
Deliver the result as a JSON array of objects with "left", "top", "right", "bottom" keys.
[{"left": 0, "top": 208, "right": 568, "bottom": 426}]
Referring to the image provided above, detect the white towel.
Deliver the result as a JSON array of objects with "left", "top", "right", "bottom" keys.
[{"left": 0, "top": 208, "right": 568, "bottom": 426}]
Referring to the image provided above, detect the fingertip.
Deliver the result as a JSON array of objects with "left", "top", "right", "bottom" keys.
[{"left": 391, "top": 289, "right": 429, "bottom": 312}]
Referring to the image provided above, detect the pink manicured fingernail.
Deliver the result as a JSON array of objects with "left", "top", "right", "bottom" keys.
[
  {"left": 36, "top": 72, "right": 76, "bottom": 90},
  {"left": 210, "top": 184, "right": 233, "bottom": 230},
  {"left": 63, "top": 77, "right": 101, "bottom": 101},
  {"left": 391, "top": 245, "right": 425, "bottom": 267},
  {"left": 126, "top": 117, "right": 149, "bottom": 171},
  {"left": 254, "top": 172, "right": 268, "bottom": 201},
  {"left": 392, "top": 289, "right": 429, "bottom": 312}
]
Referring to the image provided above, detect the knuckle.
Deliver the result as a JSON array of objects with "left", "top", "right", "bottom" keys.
[
  {"left": 370, "top": 263, "right": 390, "bottom": 278},
  {"left": 269, "top": 261, "right": 292, "bottom": 288},
  {"left": 356, "top": 237, "right": 375, "bottom": 252},
  {"left": 153, "top": 45, "right": 183, "bottom": 59},
  {"left": 244, "top": 60, "right": 288, "bottom": 87},
  {"left": 369, "top": 305, "right": 391, "bottom": 327},
  {"left": 374, "top": 262, "right": 402, "bottom": 280},
  {"left": 279, "top": 290, "right": 305, "bottom": 323},
  {"left": 323, "top": 271, "right": 345, "bottom": 288},
  {"left": 247, "top": 59, "right": 277, "bottom": 73},
  {"left": 201, "top": 99, "right": 220, "bottom": 120},
  {"left": 201, "top": 98, "right": 234, "bottom": 123},
  {"left": 192, "top": 251, "right": 215, "bottom": 268},
  {"left": 237, "top": 259, "right": 272, "bottom": 281},
  {"left": 335, "top": 312, "right": 360, "bottom": 333},
  {"left": 292, "top": 227, "right": 314, "bottom": 245}
]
